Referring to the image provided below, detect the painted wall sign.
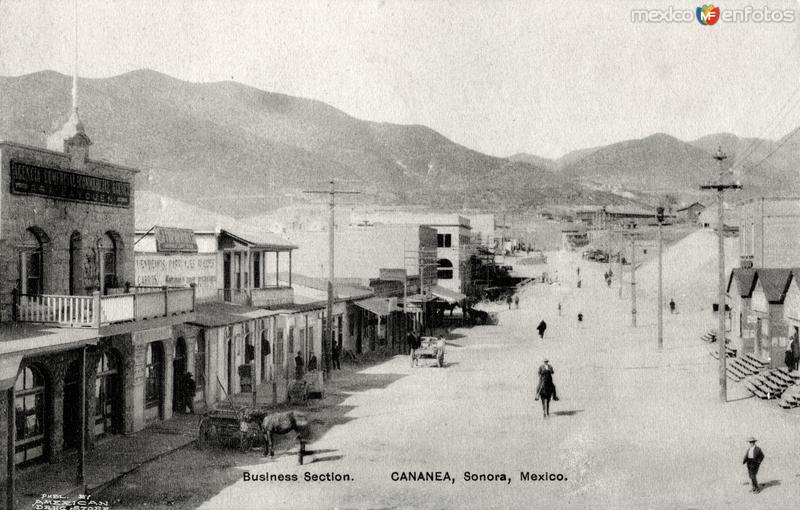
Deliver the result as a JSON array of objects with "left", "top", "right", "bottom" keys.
[
  {"left": 10, "top": 160, "right": 131, "bottom": 207},
  {"left": 135, "top": 253, "right": 217, "bottom": 298},
  {"left": 155, "top": 226, "right": 198, "bottom": 253}
]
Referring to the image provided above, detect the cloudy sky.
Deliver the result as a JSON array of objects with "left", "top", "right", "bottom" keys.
[{"left": 0, "top": 0, "right": 798, "bottom": 158}]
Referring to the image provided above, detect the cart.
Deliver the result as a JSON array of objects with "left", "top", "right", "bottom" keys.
[
  {"left": 197, "top": 406, "right": 263, "bottom": 452},
  {"left": 418, "top": 336, "right": 445, "bottom": 367}
]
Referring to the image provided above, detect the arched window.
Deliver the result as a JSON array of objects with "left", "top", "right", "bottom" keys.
[
  {"left": 437, "top": 258, "right": 454, "bottom": 280},
  {"left": 99, "top": 233, "right": 118, "bottom": 293},
  {"left": 69, "top": 232, "right": 82, "bottom": 295},
  {"left": 95, "top": 351, "right": 120, "bottom": 436},
  {"left": 145, "top": 343, "right": 163, "bottom": 410},
  {"left": 20, "top": 228, "right": 46, "bottom": 295},
  {"left": 15, "top": 365, "right": 46, "bottom": 465}
]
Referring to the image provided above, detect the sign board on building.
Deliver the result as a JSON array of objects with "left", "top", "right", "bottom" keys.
[
  {"left": 135, "top": 253, "right": 217, "bottom": 299},
  {"left": 10, "top": 160, "right": 131, "bottom": 207},
  {"left": 740, "top": 255, "right": 754, "bottom": 269},
  {"left": 155, "top": 227, "right": 198, "bottom": 253}
]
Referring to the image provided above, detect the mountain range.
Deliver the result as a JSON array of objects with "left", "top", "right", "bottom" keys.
[{"left": 0, "top": 69, "right": 796, "bottom": 217}]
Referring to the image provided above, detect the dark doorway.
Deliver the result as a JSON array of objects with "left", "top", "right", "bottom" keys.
[
  {"left": 95, "top": 351, "right": 121, "bottom": 436},
  {"left": 172, "top": 338, "right": 187, "bottom": 413},
  {"left": 63, "top": 361, "right": 80, "bottom": 450}
]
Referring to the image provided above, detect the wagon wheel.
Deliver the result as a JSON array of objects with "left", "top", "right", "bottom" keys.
[
  {"left": 238, "top": 420, "right": 261, "bottom": 453},
  {"left": 197, "top": 417, "right": 217, "bottom": 449}
]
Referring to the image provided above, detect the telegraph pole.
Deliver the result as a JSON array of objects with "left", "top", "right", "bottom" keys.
[
  {"left": 700, "top": 147, "right": 741, "bottom": 403},
  {"left": 304, "top": 181, "right": 360, "bottom": 379},
  {"left": 656, "top": 207, "right": 665, "bottom": 351},
  {"left": 630, "top": 235, "right": 637, "bottom": 327}
]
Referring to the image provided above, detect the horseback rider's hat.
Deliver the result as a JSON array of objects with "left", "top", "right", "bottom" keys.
[{"left": 747, "top": 437, "right": 757, "bottom": 443}]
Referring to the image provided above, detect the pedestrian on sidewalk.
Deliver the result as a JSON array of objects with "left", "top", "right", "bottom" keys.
[
  {"left": 514, "top": 295, "right": 519, "bottom": 309},
  {"left": 790, "top": 335, "right": 800, "bottom": 372},
  {"left": 182, "top": 372, "right": 197, "bottom": 414},
  {"left": 332, "top": 341, "right": 341, "bottom": 370},
  {"left": 408, "top": 332, "right": 420, "bottom": 367},
  {"left": 536, "top": 320, "right": 547, "bottom": 339},
  {"left": 295, "top": 351, "right": 304, "bottom": 380},
  {"left": 506, "top": 295, "right": 513, "bottom": 309},
  {"left": 307, "top": 351, "right": 318, "bottom": 371},
  {"left": 784, "top": 344, "right": 795, "bottom": 372},
  {"left": 742, "top": 437, "right": 764, "bottom": 493}
]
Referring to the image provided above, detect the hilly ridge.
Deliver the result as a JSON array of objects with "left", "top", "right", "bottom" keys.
[{"left": 0, "top": 69, "right": 625, "bottom": 216}]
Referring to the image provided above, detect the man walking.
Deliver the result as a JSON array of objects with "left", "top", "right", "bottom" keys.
[
  {"left": 506, "top": 295, "right": 513, "bottom": 310},
  {"left": 408, "top": 332, "right": 420, "bottom": 367},
  {"left": 742, "top": 437, "right": 764, "bottom": 493},
  {"left": 332, "top": 341, "right": 341, "bottom": 370},
  {"left": 182, "top": 372, "right": 197, "bottom": 414},
  {"left": 514, "top": 295, "right": 519, "bottom": 309},
  {"left": 536, "top": 320, "right": 547, "bottom": 339}
]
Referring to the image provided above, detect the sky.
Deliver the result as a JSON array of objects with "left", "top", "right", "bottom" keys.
[{"left": 0, "top": 0, "right": 798, "bottom": 159}]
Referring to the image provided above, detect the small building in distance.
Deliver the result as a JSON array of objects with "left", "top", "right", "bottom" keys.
[{"left": 676, "top": 202, "right": 705, "bottom": 223}]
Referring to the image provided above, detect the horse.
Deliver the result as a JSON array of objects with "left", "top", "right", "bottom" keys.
[
  {"left": 536, "top": 376, "right": 557, "bottom": 418},
  {"left": 257, "top": 411, "right": 308, "bottom": 457}
]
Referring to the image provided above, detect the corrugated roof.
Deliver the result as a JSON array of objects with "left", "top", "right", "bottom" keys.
[
  {"left": 753, "top": 268, "right": 793, "bottom": 303},
  {"left": 727, "top": 268, "right": 756, "bottom": 297},
  {"left": 279, "top": 273, "right": 373, "bottom": 299},
  {"left": 189, "top": 302, "right": 275, "bottom": 328},
  {"left": 354, "top": 297, "right": 400, "bottom": 316}
]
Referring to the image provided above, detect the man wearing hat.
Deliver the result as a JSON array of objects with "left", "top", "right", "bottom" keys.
[{"left": 742, "top": 437, "right": 764, "bottom": 493}]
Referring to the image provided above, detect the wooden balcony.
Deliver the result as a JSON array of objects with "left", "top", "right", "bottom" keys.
[
  {"left": 13, "top": 286, "right": 195, "bottom": 334},
  {"left": 217, "top": 286, "right": 293, "bottom": 308}
]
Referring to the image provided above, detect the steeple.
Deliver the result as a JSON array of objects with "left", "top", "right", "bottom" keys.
[{"left": 47, "top": 0, "right": 92, "bottom": 168}]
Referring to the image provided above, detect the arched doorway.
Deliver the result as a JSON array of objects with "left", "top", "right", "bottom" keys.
[
  {"left": 15, "top": 365, "right": 47, "bottom": 465},
  {"left": 69, "top": 232, "right": 82, "bottom": 295},
  {"left": 144, "top": 342, "right": 164, "bottom": 422},
  {"left": 172, "top": 338, "right": 187, "bottom": 413},
  {"left": 95, "top": 351, "right": 121, "bottom": 436},
  {"left": 63, "top": 361, "right": 80, "bottom": 449}
]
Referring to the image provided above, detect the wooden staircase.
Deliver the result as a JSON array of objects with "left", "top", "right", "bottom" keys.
[
  {"left": 726, "top": 353, "right": 767, "bottom": 381},
  {"left": 778, "top": 371, "right": 800, "bottom": 409},
  {"left": 700, "top": 330, "right": 717, "bottom": 343},
  {"left": 742, "top": 367, "right": 796, "bottom": 400}
]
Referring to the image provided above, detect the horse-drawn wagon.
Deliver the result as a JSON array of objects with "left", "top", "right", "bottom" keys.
[
  {"left": 197, "top": 406, "right": 308, "bottom": 457},
  {"left": 197, "top": 406, "right": 262, "bottom": 452},
  {"left": 417, "top": 336, "right": 445, "bottom": 367}
]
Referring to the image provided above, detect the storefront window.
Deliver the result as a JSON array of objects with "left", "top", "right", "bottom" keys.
[{"left": 95, "top": 352, "right": 120, "bottom": 436}]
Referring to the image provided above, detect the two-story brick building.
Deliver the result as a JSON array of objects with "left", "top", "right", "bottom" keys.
[{"left": 0, "top": 112, "right": 194, "bottom": 486}]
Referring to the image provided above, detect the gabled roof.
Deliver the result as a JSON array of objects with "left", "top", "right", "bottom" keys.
[
  {"left": 677, "top": 202, "right": 705, "bottom": 212},
  {"left": 727, "top": 268, "right": 756, "bottom": 297},
  {"left": 753, "top": 268, "right": 793, "bottom": 304}
]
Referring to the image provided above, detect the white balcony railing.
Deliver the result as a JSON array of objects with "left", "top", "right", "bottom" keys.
[{"left": 15, "top": 286, "right": 195, "bottom": 328}]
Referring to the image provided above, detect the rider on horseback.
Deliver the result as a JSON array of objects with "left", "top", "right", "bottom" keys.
[{"left": 535, "top": 358, "right": 559, "bottom": 402}]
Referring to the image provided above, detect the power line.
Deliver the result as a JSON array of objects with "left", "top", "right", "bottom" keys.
[{"left": 744, "top": 125, "right": 800, "bottom": 174}]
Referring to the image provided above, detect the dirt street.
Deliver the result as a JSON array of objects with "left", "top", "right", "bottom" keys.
[{"left": 102, "top": 251, "right": 800, "bottom": 509}]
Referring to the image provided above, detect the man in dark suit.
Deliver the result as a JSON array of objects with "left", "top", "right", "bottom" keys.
[{"left": 742, "top": 437, "right": 764, "bottom": 493}]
